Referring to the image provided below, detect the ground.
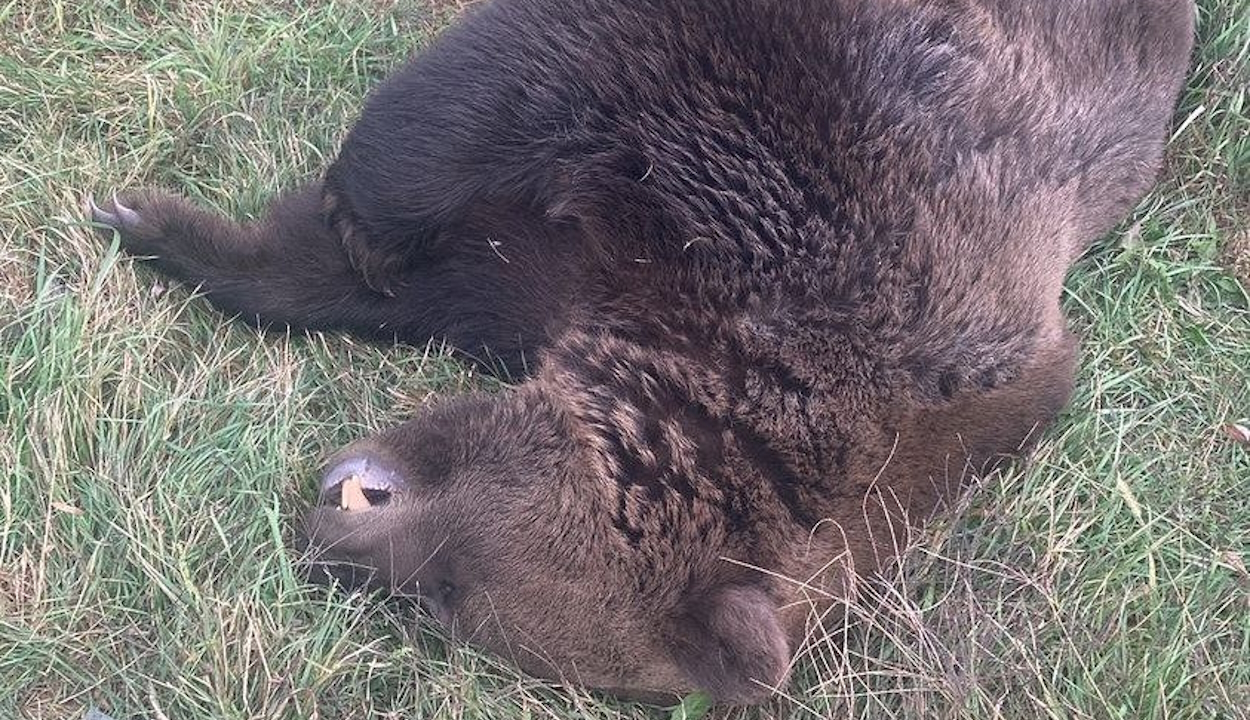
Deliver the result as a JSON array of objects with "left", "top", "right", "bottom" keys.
[{"left": 0, "top": 1, "right": 1246, "bottom": 718}]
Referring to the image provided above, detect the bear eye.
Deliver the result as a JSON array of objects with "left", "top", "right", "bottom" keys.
[
  {"left": 438, "top": 581, "right": 457, "bottom": 603},
  {"left": 417, "top": 580, "right": 458, "bottom": 624}
]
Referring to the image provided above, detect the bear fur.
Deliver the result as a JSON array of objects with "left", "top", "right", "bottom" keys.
[{"left": 91, "top": 0, "right": 1194, "bottom": 704}]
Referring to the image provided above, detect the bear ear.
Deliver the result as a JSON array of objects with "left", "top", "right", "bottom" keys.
[{"left": 668, "top": 585, "right": 790, "bottom": 705}]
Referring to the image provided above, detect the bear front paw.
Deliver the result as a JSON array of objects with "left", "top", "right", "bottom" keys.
[{"left": 86, "top": 189, "right": 184, "bottom": 258}]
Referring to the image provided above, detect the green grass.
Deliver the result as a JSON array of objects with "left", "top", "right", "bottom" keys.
[{"left": 1, "top": 0, "right": 1247, "bottom": 718}]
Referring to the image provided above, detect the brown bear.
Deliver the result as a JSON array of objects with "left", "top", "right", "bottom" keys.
[{"left": 89, "top": 0, "right": 1194, "bottom": 705}]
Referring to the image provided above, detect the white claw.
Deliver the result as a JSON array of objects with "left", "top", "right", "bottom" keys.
[
  {"left": 87, "top": 191, "right": 141, "bottom": 229},
  {"left": 87, "top": 193, "right": 119, "bottom": 226},
  {"left": 111, "top": 192, "right": 141, "bottom": 226}
]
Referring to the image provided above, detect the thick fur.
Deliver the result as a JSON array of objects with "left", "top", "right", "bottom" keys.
[{"left": 93, "top": 0, "right": 1194, "bottom": 704}]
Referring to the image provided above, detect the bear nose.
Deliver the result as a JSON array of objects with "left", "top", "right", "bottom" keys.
[{"left": 320, "top": 452, "right": 407, "bottom": 511}]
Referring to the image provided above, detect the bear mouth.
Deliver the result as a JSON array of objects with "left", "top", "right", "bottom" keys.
[
  {"left": 322, "top": 476, "right": 394, "bottom": 510},
  {"left": 319, "top": 454, "right": 405, "bottom": 511}
]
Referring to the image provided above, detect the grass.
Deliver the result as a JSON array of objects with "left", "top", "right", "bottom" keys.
[{"left": 0, "top": 0, "right": 1246, "bottom": 718}]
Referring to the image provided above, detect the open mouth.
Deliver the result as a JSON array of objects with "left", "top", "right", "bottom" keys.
[
  {"left": 323, "top": 476, "right": 394, "bottom": 510},
  {"left": 320, "top": 454, "right": 404, "bottom": 511}
]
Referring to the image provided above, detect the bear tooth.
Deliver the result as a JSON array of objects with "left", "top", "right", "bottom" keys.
[{"left": 339, "top": 475, "right": 371, "bottom": 511}]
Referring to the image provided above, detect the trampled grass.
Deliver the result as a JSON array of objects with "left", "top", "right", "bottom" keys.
[{"left": 1, "top": 1, "right": 1247, "bottom": 719}]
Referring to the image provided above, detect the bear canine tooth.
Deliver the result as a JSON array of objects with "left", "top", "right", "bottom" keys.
[{"left": 339, "top": 476, "right": 371, "bottom": 511}]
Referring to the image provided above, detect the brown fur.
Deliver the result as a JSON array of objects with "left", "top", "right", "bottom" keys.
[{"left": 91, "top": 0, "right": 1194, "bottom": 704}]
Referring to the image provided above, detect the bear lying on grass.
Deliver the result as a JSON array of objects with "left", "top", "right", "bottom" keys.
[{"left": 90, "top": 0, "right": 1193, "bottom": 705}]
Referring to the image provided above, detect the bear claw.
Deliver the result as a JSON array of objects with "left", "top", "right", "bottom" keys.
[{"left": 88, "top": 192, "right": 141, "bottom": 229}]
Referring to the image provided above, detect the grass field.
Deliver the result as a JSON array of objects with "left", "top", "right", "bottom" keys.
[{"left": 1, "top": 0, "right": 1247, "bottom": 718}]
